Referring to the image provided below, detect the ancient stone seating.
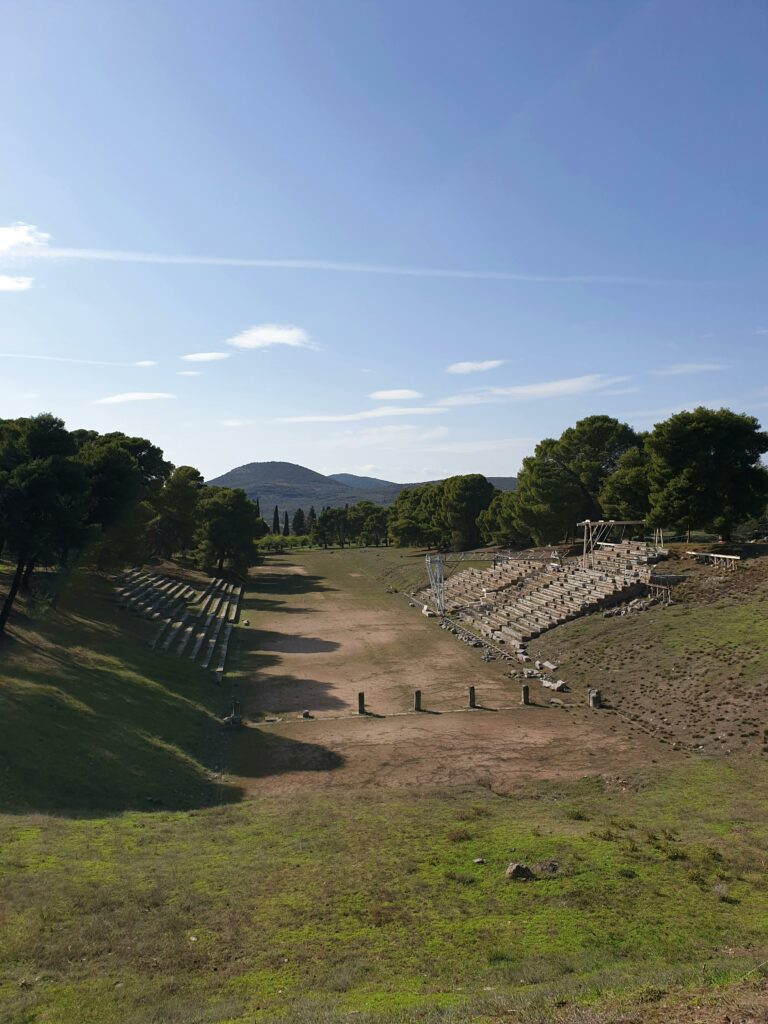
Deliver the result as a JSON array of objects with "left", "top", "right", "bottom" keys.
[
  {"left": 442, "top": 559, "right": 543, "bottom": 611},
  {"left": 118, "top": 570, "right": 242, "bottom": 678},
  {"left": 421, "top": 542, "right": 665, "bottom": 649}
]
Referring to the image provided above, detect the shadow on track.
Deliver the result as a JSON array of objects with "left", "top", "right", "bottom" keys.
[{"left": 228, "top": 727, "right": 345, "bottom": 779}]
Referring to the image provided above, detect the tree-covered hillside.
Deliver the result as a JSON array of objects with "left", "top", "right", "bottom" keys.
[{"left": 206, "top": 460, "right": 517, "bottom": 517}]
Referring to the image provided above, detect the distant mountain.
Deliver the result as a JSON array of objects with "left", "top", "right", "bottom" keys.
[
  {"left": 487, "top": 477, "right": 518, "bottom": 491},
  {"left": 327, "top": 472, "right": 399, "bottom": 490},
  {"left": 206, "top": 461, "right": 516, "bottom": 518}
]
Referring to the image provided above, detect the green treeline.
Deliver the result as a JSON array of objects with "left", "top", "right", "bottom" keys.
[
  {"left": 2, "top": 406, "right": 766, "bottom": 632},
  {"left": 0, "top": 414, "right": 269, "bottom": 634},
  {"left": 390, "top": 409, "right": 768, "bottom": 549},
  {"left": 258, "top": 500, "right": 390, "bottom": 551},
  {"left": 388, "top": 474, "right": 495, "bottom": 549}
]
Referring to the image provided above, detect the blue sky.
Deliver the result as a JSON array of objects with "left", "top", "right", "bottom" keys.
[{"left": 1, "top": 0, "right": 766, "bottom": 482}]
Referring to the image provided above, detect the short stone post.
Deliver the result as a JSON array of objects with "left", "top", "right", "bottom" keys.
[
  {"left": 358, "top": 691, "right": 365, "bottom": 715},
  {"left": 521, "top": 684, "right": 530, "bottom": 706},
  {"left": 588, "top": 688, "right": 602, "bottom": 709},
  {"left": 413, "top": 689, "right": 422, "bottom": 712},
  {"left": 468, "top": 685, "right": 476, "bottom": 708}
]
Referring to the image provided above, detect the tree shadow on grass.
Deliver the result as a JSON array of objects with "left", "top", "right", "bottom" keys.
[
  {"left": 0, "top": 622, "right": 245, "bottom": 817},
  {"left": 0, "top": 570, "right": 345, "bottom": 817}
]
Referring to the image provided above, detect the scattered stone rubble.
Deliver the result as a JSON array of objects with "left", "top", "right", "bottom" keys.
[{"left": 603, "top": 595, "right": 659, "bottom": 618}]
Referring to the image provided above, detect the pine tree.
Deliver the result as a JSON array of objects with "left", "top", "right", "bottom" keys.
[
  {"left": 255, "top": 497, "right": 260, "bottom": 517},
  {"left": 282, "top": 511, "right": 290, "bottom": 536},
  {"left": 272, "top": 505, "right": 280, "bottom": 534},
  {"left": 307, "top": 506, "right": 317, "bottom": 533}
]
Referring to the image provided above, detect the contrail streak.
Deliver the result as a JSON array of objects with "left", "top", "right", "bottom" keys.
[
  {"left": 19, "top": 246, "right": 674, "bottom": 285},
  {"left": 0, "top": 352, "right": 154, "bottom": 367}
]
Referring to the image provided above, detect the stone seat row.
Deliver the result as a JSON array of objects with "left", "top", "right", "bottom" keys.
[
  {"left": 456, "top": 565, "right": 637, "bottom": 643},
  {"left": 437, "top": 542, "right": 662, "bottom": 647},
  {"left": 149, "top": 577, "right": 243, "bottom": 679},
  {"left": 443, "top": 562, "right": 543, "bottom": 610},
  {"left": 116, "top": 570, "right": 197, "bottom": 620}
]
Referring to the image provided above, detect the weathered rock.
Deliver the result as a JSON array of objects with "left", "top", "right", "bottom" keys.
[
  {"left": 473, "top": 857, "right": 485, "bottom": 864},
  {"left": 542, "top": 678, "right": 567, "bottom": 692},
  {"left": 505, "top": 862, "right": 534, "bottom": 880}
]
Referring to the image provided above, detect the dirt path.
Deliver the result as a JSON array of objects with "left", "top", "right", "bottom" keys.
[{"left": 227, "top": 550, "right": 677, "bottom": 795}]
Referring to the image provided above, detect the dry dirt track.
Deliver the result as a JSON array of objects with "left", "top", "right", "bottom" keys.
[{"left": 227, "top": 550, "right": 677, "bottom": 795}]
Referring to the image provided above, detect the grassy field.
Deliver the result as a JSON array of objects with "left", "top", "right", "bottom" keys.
[
  {"left": 1, "top": 550, "right": 767, "bottom": 1023},
  {"left": 2, "top": 760, "right": 767, "bottom": 1023}
]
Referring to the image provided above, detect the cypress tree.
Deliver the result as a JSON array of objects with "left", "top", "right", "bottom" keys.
[
  {"left": 272, "top": 505, "right": 280, "bottom": 534},
  {"left": 255, "top": 497, "right": 261, "bottom": 517},
  {"left": 282, "top": 511, "right": 290, "bottom": 536},
  {"left": 292, "top": 507, "right": 306, "bottom": 535}
]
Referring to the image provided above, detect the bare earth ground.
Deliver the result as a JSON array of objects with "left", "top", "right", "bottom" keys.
[{"left": 226, "top": 550, "right": 676, "bottom": 796}]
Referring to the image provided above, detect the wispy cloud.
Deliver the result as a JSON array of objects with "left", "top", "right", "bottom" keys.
[
  {"left": 1, "top": 389, "right": 42, "bottom": 402},
  {"left": 352, "top": 425, "right": 450, "bottom": 442},
  {"left": 446, "top": 359, "right": 505, "bottom": 375},
  {"left": 178, "top": 370, "right": 202, "bottom": 376},
  {"left": 0, "top": 223, "right": 50, "bottom": 253},
  {"left": 225, "top": 323, "right": 317, "bottom": 351},
  {"left": 314, "top": 424, "right": 450, "bottom": 452},
  {"left": 181, "top": 351, "right": 231, "bottom": 362},
  {"left": 755, "top": 329, "right": 768, "bottom": 336},
  {"left": 94, "top": 392, "right": 175, "bottom": 405},
  {"left": 0, "top": 224, "right": 50, "bottom": 291},
  {"left": 651, "top": 363, "right": 724, "bottom": 376},
  {"left": 2, "top": 223, "right": 681, "bottom": 286},
  {"left": 0, "top": 275, "right": 33, "bottom": 292},
  {"left": 0, "top": 352, "right": 159, "bottom": 368},
  {"left": 623, "top": 399, "right": 737, "bottom": 424},
  {"left": 280, "top": 405, "right": 447, "bottom": 424},
  {"left": 437, "top": 392, "right": 504, "bottom": 408},
  {"left": 220, "top": 418, "right": 255, "bottom": 427},
  {"left": 397, "top": 437, "right": 535, "bottom": 455},
  {"left": 440, "top": 373, "right": 627, "bottom": 406},
  {"left": 368, "top": 389, "right": 423, "bottom": 400}
]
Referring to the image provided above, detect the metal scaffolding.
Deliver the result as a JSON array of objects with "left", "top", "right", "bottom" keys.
[
  {"left": 424, "top": 549, "right": 517, "bottom": 614},
  {"left": 577, "top": 519, "right": 645, "bottom": 569},
  {"left": 425, "top": 552, "right": 445, "bottom": 615}
]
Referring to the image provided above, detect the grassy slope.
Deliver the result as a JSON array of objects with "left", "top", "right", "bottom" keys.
[
  {"left": 0, "top": 552, "right": 767, "bottom": 1023},
  {"left": 0, "top": 564, "right": 238, "bottom": 813},
  {"left": 528, "top": 549, "right": 768, "bottom": 754}
]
